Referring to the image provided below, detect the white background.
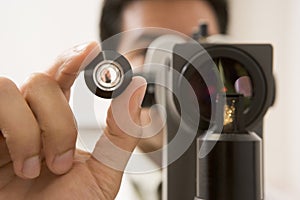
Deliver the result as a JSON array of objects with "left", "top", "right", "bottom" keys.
[{"left": 1, "top": 0, "right": 300, "bottom": 199}]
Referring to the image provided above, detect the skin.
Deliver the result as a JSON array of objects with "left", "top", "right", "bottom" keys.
[
  {"left": 0, "top": 42, "right": 147, "bottom": 200},
  {"left": 0, "top": 0, "right": 219, "bottom": 199}
]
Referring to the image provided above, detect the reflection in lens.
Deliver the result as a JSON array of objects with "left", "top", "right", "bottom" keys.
[
  {"left": 100, "top": 68, "right": 112, "bottom": 83},
  {"left": 234, "top": 76, "right": 252, "bottom": 97},
  {"left": 188, "top": 57, "right": 253, "bottom": 123},
  {"left": 214, "top": 57, "right": 253, "bottom": 112},
  {"left": 94, "top": 62, "right": 122, "bottom": 91}
]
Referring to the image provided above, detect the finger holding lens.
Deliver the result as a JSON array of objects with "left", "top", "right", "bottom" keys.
[
  {"left": 21, "top": 73, "right": 77, "bottom": 175},
  {"left": 0, "top": 77, "right": 41, "bottom": 179}
]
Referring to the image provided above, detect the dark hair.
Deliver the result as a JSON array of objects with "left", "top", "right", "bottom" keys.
[{"left": 100, "top": 0, "right": 228, "bottom": 43}]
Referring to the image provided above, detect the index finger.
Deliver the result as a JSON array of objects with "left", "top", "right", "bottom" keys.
[{"left": 46, "top": 41, "right": 100, "bottom": 99}]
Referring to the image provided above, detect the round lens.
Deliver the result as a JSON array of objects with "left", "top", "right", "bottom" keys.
[
  {"left": 213, "top": 57, "right": 253, "bottom": 112},
  {"left": 94, "top": 62, "right": 123, "bottom": 91},
  {"left": 187, "top": 57, "right": 254, "bottom": 121}
]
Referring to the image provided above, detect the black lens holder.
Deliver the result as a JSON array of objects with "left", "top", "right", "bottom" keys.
[{"left": 173, "top": 43, "right": 275, "bottom": 130}]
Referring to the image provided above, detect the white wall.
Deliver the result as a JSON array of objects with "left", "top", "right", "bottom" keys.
[
  {"left": 229, "top": 0, "right": 300, "bottom": 198},
  {"left": 1, "top": 0, "right": 300, "bottom": 199},
  {"left": 0, "top": 0, "right": 101, "bottom": 83}
]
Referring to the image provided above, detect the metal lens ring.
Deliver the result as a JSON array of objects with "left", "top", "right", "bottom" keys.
[
  {"left": 84, "top": 50, "right": 132, "bottom": 99},
  {"left": 93, "top": 61, "right": 124, "bottom": 91}
]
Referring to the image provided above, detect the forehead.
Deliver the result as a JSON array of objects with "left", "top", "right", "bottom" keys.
[{"left": 121, "top": 0, "right": 219, "bottom": 36}]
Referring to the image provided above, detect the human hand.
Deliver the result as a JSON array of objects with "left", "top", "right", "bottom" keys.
[{"left": 0, "top": 42, "right": 146, "bottom": 200}]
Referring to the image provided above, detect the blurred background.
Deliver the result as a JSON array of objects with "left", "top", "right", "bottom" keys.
[{"left": 0, "top": 0, "right": 299, "bottom": 199}]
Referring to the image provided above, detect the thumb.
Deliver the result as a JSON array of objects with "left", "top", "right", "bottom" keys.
[{"left": 87, "top": 76, "right": 147, "bottom": 198}]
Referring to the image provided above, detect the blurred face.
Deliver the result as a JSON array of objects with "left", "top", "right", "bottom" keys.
[
  {"left": 120, "top": 0, "right": 219, "bottom": 58},
  {"left": 122, "top": 0, "right": 219, "bottom": 33},
  {"left": 119, "top": 0, "right": 220, "bottom": 154}
]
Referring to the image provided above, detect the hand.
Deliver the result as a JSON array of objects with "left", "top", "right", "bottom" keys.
[{"left": 0, "top": 42, "right": 147, "bottom": 200}]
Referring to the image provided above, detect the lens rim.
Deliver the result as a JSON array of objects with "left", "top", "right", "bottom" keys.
[{"left": 178, "top": 50, "right": 224, "bottom": 130}]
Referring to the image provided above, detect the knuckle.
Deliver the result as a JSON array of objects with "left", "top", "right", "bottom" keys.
[
  {"left": 43, "top": 128, "right": 77, "bottom": 152},
  {"left": 0, "top": 77, "right": 17, "bottom": 95},
  {"left": 43, "top": 125, "right": 77, "bottom": 142},
  {"left": 60, "top": 126, "right": 78, "bottom": 138},
  {"left": 21, "top": 73, "right": 56, "bottom": 96},
  {"left": 23, "top": 73, "right": 53, "bottom": 88}
]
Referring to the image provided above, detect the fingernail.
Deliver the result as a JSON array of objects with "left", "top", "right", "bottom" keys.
[
  {"left": 137, "top": 91, "right": 145, "bottom": 106},
  {"left": 73, "top": 115, "right": 78, "bottom": 131},
  {"left": 53, "top": 149, "right": 74, "bottom": 174},
  {"left": 135, "top": 77, "right": 147, "bottom": 106},
  {"left": 73, "top": 42, "right": 91, "bottom": 53},
  {"left": 22, "top": 155, "right": 40, "bottom": 179},
  {"left": 79, "top": 42, "right": 101, "bottom": 71},
  {"left": 59, "top": 42, "right": 99, "bottom": 76}
]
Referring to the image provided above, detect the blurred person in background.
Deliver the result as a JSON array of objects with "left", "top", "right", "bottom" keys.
[{"left": 0, "top": 0, "right": 228, "bottom": 199}]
